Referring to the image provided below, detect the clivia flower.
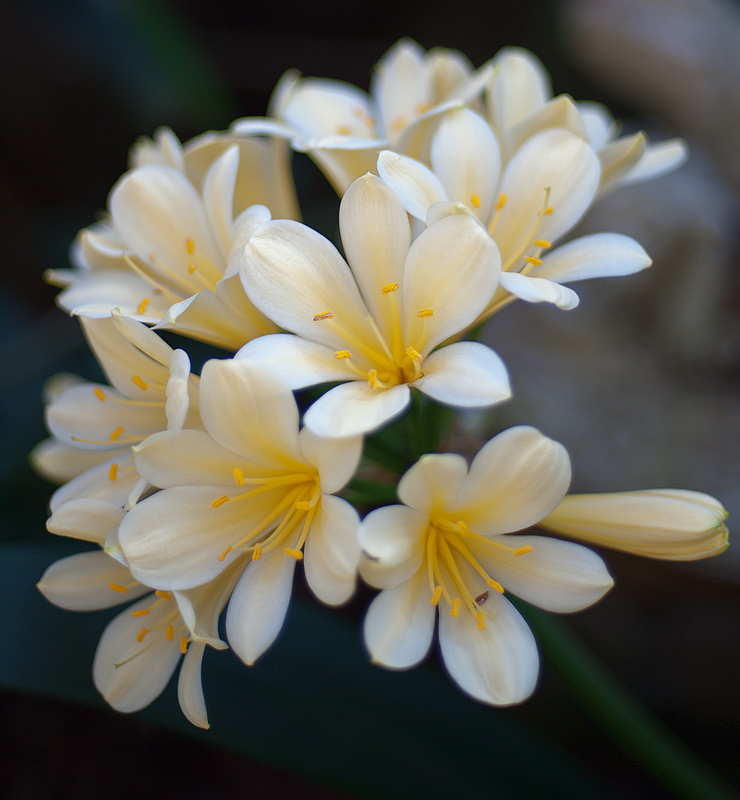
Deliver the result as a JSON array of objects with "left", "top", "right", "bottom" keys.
[
  {"left": 359, "top": 426, "right": 614, "bottom": 706},
  {"left": 237, "top": 173, "right": 510, "bottom": 437},
  {"left": 117, "top": 358, "right": 362, "bottom": 666}
]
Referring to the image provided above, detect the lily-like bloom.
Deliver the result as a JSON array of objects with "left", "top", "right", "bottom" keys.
[
  {"left": 39, "top": 312, "right": 200, "bottom": 510},
  {"left": 51, "top": 128, "right": 299, "bottom": 350},
  {"left": 237, "top": 173, "right": 510, "bottom": 437},
  {"left": 38, "top": 496, "right": 245, "bottom": 728},
  {"left": 539, "top": 490, "right": 729, "bottom": 560},
  {"left": 117, "top": 358, "right": 362, "bottom": 665},
  {"left": 359, "top": 426, "right": 614, "bottom": 706},
  {"left": 232, "top": 39, "right": 493, "bottom": 194},
  {"left": 377, "top": 108, "right": 652, "bottom": 318}
]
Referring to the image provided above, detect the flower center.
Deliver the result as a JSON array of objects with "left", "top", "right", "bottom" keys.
[{"left": 425, "top": 515, "right": 533, "bottom": 630}]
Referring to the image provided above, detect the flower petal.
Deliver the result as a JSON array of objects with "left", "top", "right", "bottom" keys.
[
  {"left": 48, "top": 452, "right": 142, "bottom": 511},
  {"left": 616, "top": 139, "right": 689, "bottom": 188},
  {"left": 298, "top": 427, "right": 362, "bottom": 494},
  {"left": 358, "top": 505, "right": 428, "bottom": 589},
  {"left": 438, "top": 589, "right": 539, "bottom": 705},
  {"left": 498, "top": 271, "right": 580, "bottom": 310},
  {"left": 178, "top": 641, "right": 209, "bottom": 728},
  {"left": 46, "top": 498, "right": 125, "bottom": 544},
  {"left": 486, "top": 48, "right": 551, "bottom": 133},
  {"left": 397, "top": 453, "right": 469, "bottom": 516},
  {"left": 377, "top": 150, "right": 446, "bottom": 222}
]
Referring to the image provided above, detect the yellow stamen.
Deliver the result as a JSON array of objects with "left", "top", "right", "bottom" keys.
[
  {"left": 415, "top": 102, "right": 431, "bottom": 116},
  {"left": 132, "top": 375, "right": 148, "bottom": 391},
  {"left": 155, "top": 590, "right": 171, "bottom": 600},
  {"left": 487, "top": 579, "right": 505, "bottom": 594},
  {"left": 417, "top": 308, "right": 433, "bottom": 318},
  {"left": 252, "top": 547, "right": 262, "bottom": 561},
  {"left": 285, "top": 548, "right": 303, "bottom": 560},
  {"left": 405, "top": 346, "right": 421, "bottom": 362},
  {"left": 165, "top": 625, "right": 174, "bottom": 641},
  {"left": 137, "top": 298, "right": 151, "bottom": 314},
  {"left": 136, "top": 628, "right": 148, "bottom": 643},
  {"left": 94, "top": 387, "right": 106, "bottom": 402},
  {"left": 476, "top": 612, "right": 486, "bottom": 630},
  {"left": 186, "top": 237, "right": 195, "bottom": 255},
  {"left": 390, "top": 116, "right": 406, "bottom": 133},
  {"left": 218, "top": 545, "right": 233, "bottom": 562},
  {"left": 211, "top": 495, "right": 229, "bottom": 508},
  {"left": 381, "top": 283, "right": 399, "bottom": 294},
  {"left": 188, "top": 263, "right": 196, "bottom": 274},
  {"left": 110, "top": 583, "right": 127, "bottom": 594},
  {"left": 450, "top": 599, "right": 460, "bottom": 617},
  {"left": 131, "top": 608, "right": 149, "bottom": 617},
  {"left": 313, "top": 311, "right": 334, "bottom": 321},
  {"left": 108, "top": 463, "right": 118, "bottom": 481},
  {"left": 524, "top": 256, "right": 542, "bottom": 266},
  {"left": 334, "top": 350, "right": 351, "bottom": 360},
  {"left": 109, "top": 426, "right": 124, "bottom": 441},
  {"left": 471, "top": 193, "right": 481, "bottom": 209},
  {"left": 233, "top": 467, "right": 244, "bottom": 486},
  {"left": 515, "top": 545, "right": 533, "bottom": 556},
  {"left": 495, "top": 193, "right": 507, "bottom": 210},
  {"left": 534, "top": 240, "right": 551, "bottom": 249},
  {"left": 430, "top": 586, "right": 443, "bottom": 606},
  {"left": 180, "top": 635, "right": 188, "bottom": 654},
  {"left": 545, "top": 206, "right": 553, "bottom": 215},
  {"left": 335, "top": 125, "right": 352, "bottom": 135}
]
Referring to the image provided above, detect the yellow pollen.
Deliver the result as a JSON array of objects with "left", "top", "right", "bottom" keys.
[
  {"left": 430, "top": 586, "right": 443, "bottom": 606},
  {"left": 165, "top": 625, "right": 174, "bottom": 641},
  {"left": 495, "top": 193, "right": 507, "bottom": 210},
  {"left": 534, "top": 240, "right": 551, "bottom": 249},
  {"left": 381, "top": 283, "right": 399, "bottom": 294},
  {"left": 471, "top": 193, "right": 481, "bottom": 208},
  {"left": 233, "top": 467, "right": 244, "bottom": 486},
  {"left": 313, "top": 311, "right": 334, "bottom": 321},
  {"left": 352, "top": 106, "right": 365, "bottom": 118},
  {"left": 109, "top": 426, "right": 124, "bottom": 441},
  {"left": 131, "top": 608, "right": 149, "bottom": 617},
  {"left": 294, "top": 500, "right": 312, "bottom": 511},
  {"left": 108, "top": 463, "right": 118, "bottom": 481},
  {"left": 285, "top": 548, "right": 303, "bottom": 560},
  {"left": 94, "top": 387, "right": 105, "bottom": 402},
  {"left": 132, "top": 375, "right": 148, "bottom": 391},
  {"left": 476, "top": 612, "right": 486, "bottom": 630},
  {"left": 109, "top": 583, "right": 127, "bottom": 594},
  {"left": 390, "top": 116, "right": 406, "bottom": 133},
  {"left": 524, "top": 256, "right": 542, "bottom": 266},
  {"left": 211, "top": 495, "right": 229, "bottom": 508},
  {"left": 188, "top": 263, "right": 196, "bottom": 274},
  {"left": 335, "top": 125, "right": 352, "bottom": 135},
  {"left": 334, "top": 350, "right": 351, "bottom": 360},
  {"left": 252, "top": 547, "right": 262, "bottom": 561},
  {"left": 415, "top": 102, "right": 431, "bottom": 115},
  {"left": 218, "top": 545, "right": 233, "bottom": 562},
  {"left": 186, "top": 237, "right": 195, "bottom": 255},
  {"left": 155, "top": 590, "right": 171, "bottom": 600},
  {"left": 405, "top": 346, "right": 421, "bottom": 362},
  {"left": 514, "top": 545, "right": 533, "bottom": 556},
  {"left": 450, "top": 599, "right": 460, "bottom": 617},
  {"left": 137, "top": 298, "right": 151, "bottom": 314},
  {"left": 180, "top": 635, "right": 188, "bottom": 654},
  {"left": 417, "top": 308, "right": 433, "bottom": 318},
  {"left": 540, "top": 206, "right": 553, "bottom": 216},
  {"left": 136, "top": 628, "right": 148, "bottom": 643},
  {"left": 487, "top": 578, "right": 505, "bottom": 594},
  {"left": 365, "top": 116, "right": 376, "bottom": 127}
]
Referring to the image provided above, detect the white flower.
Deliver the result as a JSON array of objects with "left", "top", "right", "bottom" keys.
[
  {"left": 377, "top": 108, "right": 652, "bottom": 318},
  {"left": 539, "top": 490, "right": 729, "bottom": 560},
  {"left": 359, "top": 426, "right": 614, "bottom": 706},
  {"left": 237, "top": 173, "right": 510, "bottom": 437},
  {"left": 117, "top": 358, "right": 362, "bottom": 665},
  {"left": 38, "top": 496, "right": 244, "bottom": 728},
  {"left": 52, "top": 129, "right": 300, "bottom": 350},
  {"left": 39, "top": 312, "right": 200, "bottom": 510},
  {"left": 232, "top": 39, "right": 493, "bottom": 194}
]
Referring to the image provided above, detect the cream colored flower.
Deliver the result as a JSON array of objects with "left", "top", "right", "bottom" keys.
[
  {"left": 539, "top": 490, "right": 729, "bottom": 560},
  {"left": 237, "top": 173, "right": 510, "bottom": 437},
  {"left": 39, "top": 311, "right": 199, "bottom": 510},
  {"left": 117, "top": 358, "right": 362, "bottom": 665},
  {"left": 51, "top": 129, "right": 299, "bottom": 350},
  {"left": 232, "top": 39, "right": 492, "bottom": 193},
  {"left": 359, "top": 427, "right": 614, "bottom": 706}
]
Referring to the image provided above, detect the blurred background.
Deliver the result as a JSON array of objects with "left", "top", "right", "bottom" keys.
[{"left": 0, "top": 0, "right": 738, "bottom": 797}]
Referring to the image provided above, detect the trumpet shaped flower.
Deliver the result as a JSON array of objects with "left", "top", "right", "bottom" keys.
[
  {"left": 359, "top": 426, "right": 614, "bottom": 706},
  {"left": 117, "top": 358, "right": 362, "bottom": 665},
  {"left": 237, "top": 173, "right": 510, "bottom": 437}
]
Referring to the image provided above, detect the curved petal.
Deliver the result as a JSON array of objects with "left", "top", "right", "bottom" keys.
[
  {"left": 530, "top": 233, "right": 652, "bottom": 284},
  {"left": 597, "top": 132, "right": 646, "bottom": 192},
  {"left": 498, "top": 271, "right": 580, "bottom": 310},
  {"left": 48, "top": 453, "right": 141, "bottom": 511},
  {"left": 372, "top": 39, "right": 426, "bottom": 140},
  {"left": 303, "top": 381, "right": 411, "bottom": 438},
  {"left": 358, "top": 505, "right": 428, "bottom": 589},
  {"left": 225, "top": 543, "right": 298, "bottom": 665},
  {"left": 505, "top": 96, "right": 589, "bottom": 156},
  {"left": 363, "top": 565, "right": 436, "bottom": 669},
  {"left": 486, "top": 48, "right": 551, "bottom": 133},
  {"left": 235, "top": 333, "right": 348, "bottom": 389},
  {"left": 298, "top": 427, "right": 362, "bottom": 494},
  {"left": 397, "top": 453, "right": 469, "bottom": 516},
  {"left": 202, "top": 146, "right": 239, "bottom": 262},
  {"left": 576, "top": 102, "right": 616, "bottom": 150},
  {"left": 470, "top": 534, "right": 613, "bottom": 612},
  {"left": 615, "top": 139, "right": 689, "bottom": 188},
  {"left": 31, "top": 438, "right": 111, "bottom": 484},
  {"left": 304, "top": 495, "right": 360, "bottom": 605},
  {"left": 56, "top": 270, "right": 163, "bottom": 322},
  {"left": 415, "top": 341, "right": 512, "bottom": 407},
  {"left": 376, "top": 150, "right": 446, "bottom": 222},
  {"left": 46, "top": 498, "right": 126, "bottom": 544},
  {"left": 178, "top": 640, "right": 209, "bottom": 728},
  {"left": 451, "top": 426, "right": 571, "bottom": 534},
  {"left": 438, "top": 589, "right": 539, "bottom": 705},
  {"left": 37, "top": 550, "right": 148, "bottom": 610},
  {"left": 224, "top": 204, "right": 272, "bottom": 279}
]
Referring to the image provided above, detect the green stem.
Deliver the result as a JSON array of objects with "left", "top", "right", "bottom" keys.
[{"left": 516, "top": 602, "right": 737, "bottom": 800}]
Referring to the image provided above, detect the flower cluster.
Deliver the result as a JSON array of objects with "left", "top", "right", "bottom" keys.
[{"left": 36, "top": 39, "right": 726, "bottom": 727}]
